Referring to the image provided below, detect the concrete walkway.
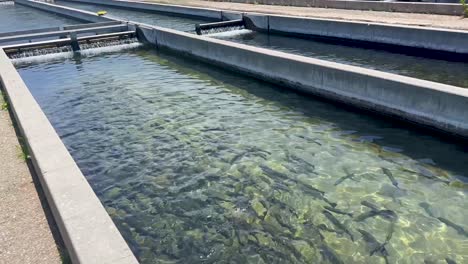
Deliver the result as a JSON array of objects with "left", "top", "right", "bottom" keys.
[
  {"left": 0, "top": 93, "right": 62, "bottom": 264},
  {"left": 141, "top": 0, "right": 468, "bottom": 30}
]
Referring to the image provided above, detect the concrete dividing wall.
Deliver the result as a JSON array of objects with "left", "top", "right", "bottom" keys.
[
  {"left": 0, "top": 49, "right": 138, "bottom": 264},
  {"left": 0, "top": 21, "right": 122, "bottom": 38},
  {"left": 208, "top": 0, "right": 463, "bottom": 16},
  {"left": 246, "top": 13, "right": 468, "bottom": 54},
  {"left": 137, "top": 25, "right": 468, "bottom": 137},
  {"left": 64, "top": 0, "right": 245, "bottom": 20},
  {"left": 64, "top": 0, "right": 228, "bottom": 20},
  {"left": 15, "top": 0, "right": 117, "bottom": 22}
]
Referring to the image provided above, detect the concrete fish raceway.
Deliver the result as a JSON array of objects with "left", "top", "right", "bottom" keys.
[{"left": 1, "top": 0, "right": 467, "bottom": 262}]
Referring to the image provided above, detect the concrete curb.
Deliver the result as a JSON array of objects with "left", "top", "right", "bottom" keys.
[
  {"left": 208, "top": 0, "right": 464, "bottom": 16},
  {"left": 0, "top": 48, "right": 138, "bottom": 263}
]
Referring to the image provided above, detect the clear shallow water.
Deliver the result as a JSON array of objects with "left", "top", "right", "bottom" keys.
[
  {"left": 210, "top": 30, "right": 468, "bottom": 88},
  {"left": 56, "top": 0, "right": 210, "bottom": 32},
  {"left": 0, "top": 2, "right": 79, "bottom": 33},
  {"left": 17, "top": 47, "right": 468, "bottom": 263}
]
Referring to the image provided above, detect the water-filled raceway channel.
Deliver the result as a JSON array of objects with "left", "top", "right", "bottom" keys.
[
  {"left": 56, "top": 0, "right": 468, "bottom": 88},
  {"left": 1, "top": 0, "right": 467, "bottom": 263}
]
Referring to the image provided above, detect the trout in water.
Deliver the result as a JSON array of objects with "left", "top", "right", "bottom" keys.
[{"left": 323, "top": 210, "right": 354, "bottom": 241}]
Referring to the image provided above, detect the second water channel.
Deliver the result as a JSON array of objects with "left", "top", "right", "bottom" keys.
[{"left": 56, "top": 0, "right": 468, "bottom": 88}]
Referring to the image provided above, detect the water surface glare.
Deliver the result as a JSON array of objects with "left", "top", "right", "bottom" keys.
[
  {"left": 17, "top": 47, "right": 468, "bottom": 263},
  {"left": 0, "top": 2, "right": 79, "bottom": 33},
  {"left": 56, "top": 0, "right": 211, "bottom": 32},
  {"left": 211, "top": 30, "right": 468, "bottom": 88}
]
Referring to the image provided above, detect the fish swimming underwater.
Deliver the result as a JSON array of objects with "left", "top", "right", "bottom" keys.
[
  {"left": 260, "top": 165, "right": 337, "bottom": 207},
  {"left": 320, "top": 244, "right": 344, "bottom": 264},
  {"left": 358, "top": 229, "right": 390, "bottom": 264},
  {"left": 358, "top": 219, "right": 395, "bottom": 264},
  {"left": 323, "top": 210, "right": 354, "bottom": 241},
  {"left": 382, "top": 167, "right": 399, "bottom": 189},
  {"left": 324, "top": 206, "right": 353, "bottom": 217},
  {"left": 419, "top": 202, "right": 468, "bottom": 237},
  {"left": 334, "top": 173, "right": 355, "bottom": 186},
  {"left": 355, "top": 201, "right": 398, "bottom": 222},
  {"left": 445, "top": 257, "right": 457, "bottom": 264}
]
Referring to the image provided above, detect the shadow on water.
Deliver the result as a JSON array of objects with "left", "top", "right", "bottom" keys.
[{"left": 137, "top": 46, "right": 468, "bottom": 178}]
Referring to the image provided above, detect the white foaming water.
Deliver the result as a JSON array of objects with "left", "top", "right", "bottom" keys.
[
  {"left": 9, "top": 46, "right": 72, "bottom": 60},
  {"left": 80, "top": 41, "right": 142, "bottom": 56},
  {"left": 0, "top": 1, "right": 14, "bottom": 5},
  {"left": 11, "top": 39, "right": 142, "bottom": 65},
  {"left": 201, "top": 25, "right": 246, "bottom": 35},
  {"left": 206, "top": 29, "right": 253, "bottom": 39}
]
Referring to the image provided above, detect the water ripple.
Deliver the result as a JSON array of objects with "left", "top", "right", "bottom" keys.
[{"left": 17, "top": 47, "right": 468, "bottom": 264}]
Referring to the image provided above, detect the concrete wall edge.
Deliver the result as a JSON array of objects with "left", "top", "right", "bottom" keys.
[{"left": 0, "top": 48, "right": 138, "bottom": 264}]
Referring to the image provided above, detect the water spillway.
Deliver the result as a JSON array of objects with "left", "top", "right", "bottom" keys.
[
  {"left": 55, "top": 0, "right": 213, "bottom": 32},
  {"left": 1, "top": 18, "right": 140, "bottom": 62},
  {"left": 196, "top": 19, "right": 245, "bottom": 35},
  {"left": 7, "top": 36, "right": 141, "bottom": 62},
  {"left": 15, "top": 46, "right": 468, "bottom": 263},
  {"left": 0, "top": 2, "right": 80, "bottom": 33}
]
